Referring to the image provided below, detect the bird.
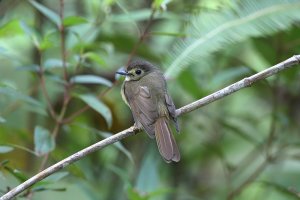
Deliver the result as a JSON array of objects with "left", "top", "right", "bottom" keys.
[{"left": 116, "top": 60, "right": 180, "bottom": 163}]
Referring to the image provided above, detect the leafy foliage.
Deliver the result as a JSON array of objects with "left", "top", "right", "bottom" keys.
[
  {"left": 34, "top": 126, "right": 55, "bottom": 156},
  {"left": 0, "top": 0, "right": 300, "bottom": 199},
  {"left": 165, "top": 0, "right": 300, "bottom": 78}
]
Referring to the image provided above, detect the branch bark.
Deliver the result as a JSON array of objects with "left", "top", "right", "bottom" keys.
[{"left": 1, "top": 55, "right": 299, "bottom": 200}]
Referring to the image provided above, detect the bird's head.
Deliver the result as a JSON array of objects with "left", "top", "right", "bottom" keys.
[{"left": 116, "top": 60, "right": 157, "bottom": 81}]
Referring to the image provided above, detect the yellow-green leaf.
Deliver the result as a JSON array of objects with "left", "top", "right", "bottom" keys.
[
  {"left": 63, "top": 16, "right": 88, "bottom": 27},
  {"left": 0, "top": 20, "right": 23, "bottom": 37},
  {"left": 77, "top": 94, "right": 112, "bottom": 128}
]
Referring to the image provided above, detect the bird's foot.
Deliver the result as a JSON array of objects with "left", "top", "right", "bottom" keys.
[{"left": 133, "top": 122, "right": 143, "bottom": 133}]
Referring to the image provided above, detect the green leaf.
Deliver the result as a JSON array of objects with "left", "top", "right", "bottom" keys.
[
  {"left": 34, "top": 126, "right": 55, "bottom": 156},
  {"left": 127, "top": 186, "right": 149, "bottom": 200},
  {"left": 107, "top": 165, "right": 131, "bottom": 186},
  {"left": 95, "top": 131, "right": 133, "bottom": 162},
  {"left": 84, "top": 52, "right": 106, "bottom": 67},
  {"left": 210, "top": 66, "right": 250, "bottom": 89},
  {"left": 178, "top": 69, "right": 203, "bottom": 99},
  {"left": 63, "top": 16, "right": 88, "bottom": 27},
  {"left": 0, "top": 20, "right": 22, "bottom": 37},
  {"left": 0, "top": 20, "right": 23, "bottom": 37},
  {"left": 6, "top": 143, "right": 37, "bottom": 156},
  {"left": 152, "top": 0, "right": 171, "bottom": 10},
  {"left": 165, "top": 0, "right": 300, "bottom": 79},
  {"left": 0, "top": 146, "right": 14, "bottom": 153},
  {"left": 4, "top": 166, "right": 28, "bottom": 183},
  {"left": 28, "top": 0, "right": 61, "bottom": 27},
  {"left": 72, "top": 124, "right": 133, "bottom": 162},
  {"left": 260, "top": 181, "right": 300, "bottom": 200},
  {"left": 40, "top": 32, "right": 56, "bottom": 50},
  {"left": 70, "top": 75, "right": 112, "bottom": 87},
  {"left": 32, "top": 172, "right": 69, "bottom": 189},
  {"left": 0, "top": 160, "right": 9, "bottom": 167},
  {"left": 16, "top": 64, "right": 40, "bottom": 72},
  {"left": 44, "top": 172, "right": 69, "bottom": 182},
  {"left": 44, "top": 58, "right": 65, "bottom": 69},
  {"left": 0, "top": 80, "right": 17, "bottom": 89},
  {"left": 151, "top": 31, "right": 186, "bottom": 37},
  {"left": 240, "top": 42, "right": 271, "bottom": 72},
  {"left": 0, "top": 87, "right": 42, "bottom": 107},
  {"left": 20, "top": 20, "right": 34, "bottom": 37},
  {"left": 221, "top": 120, "right": 258, "bottom": 144},
  {"left": 0, "top": 116, "right": 6, "bottom": 123},
  {"left": 19, "top": 21, "right": 40, "bottom": 48},
  {"left": 0, "top": 171, "right": 4, "bottom": 180},
  {"left": 76, "top": 94, "right": 112, "bottom": 128},
  {"left": 110, "top": 9, "right": 152, "bottom": 22},
  {"left": 46, "top": 74, "right": 66, "bottom": 85},
  {"left": 136, "top": 152, "right": 159, "bottom": 193},
  {"left": 31, "top": 187, "right": 66, "bottom": 192},
  {"left": 146, "top": 188, "right": 173, "bottom": 199}
]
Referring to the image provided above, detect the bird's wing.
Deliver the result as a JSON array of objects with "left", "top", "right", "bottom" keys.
[
  {"left": 129, "top": 86, "right": 158, "bottom": 138},
  {"left": 165, "top": 93, "right": 179, "bottom": 132}
]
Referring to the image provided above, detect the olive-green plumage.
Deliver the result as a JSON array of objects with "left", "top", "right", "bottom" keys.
[{"left": 116, "top": 60, "right": 180, "bottom": 163}]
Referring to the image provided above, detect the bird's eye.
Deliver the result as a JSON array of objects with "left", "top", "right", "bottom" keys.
[{"left": 135, "top": 69, "right": 142, "bottom": 75}]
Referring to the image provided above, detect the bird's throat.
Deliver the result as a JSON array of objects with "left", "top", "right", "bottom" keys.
[{"left": 125, "top": 76, "right": 131, "bottom": 81}]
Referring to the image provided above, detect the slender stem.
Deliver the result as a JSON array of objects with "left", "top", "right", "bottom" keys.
[
  {"left": 59, "top": 0, "right": 68, "bottom": 82},
  {"left": 1, "top": 55, "right": 299, "bottom": 200},
  {"left": 126, "top": 9, "right": 156, "bottom": 66},
  {"left": 37, "top": 51, "right": 57, "bottom": 120},
  {"left": 62, "top": 81, "right": 117, "bottom": 124},
  {"left": 35, "top": 0, "right": 70, "bottom": 172},
  {"left": 62, "top": 105, "right": 89, "bottom": 124},
  {"left": 38, "top": 154, "right": 50, "bottom": 173},
  {"left": 26, "top": 3, "right": 72, "bottom": 199}
]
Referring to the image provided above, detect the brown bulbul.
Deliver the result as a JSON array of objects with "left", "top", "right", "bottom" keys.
[{"left": 116, "top": 60, "right": 180, "bottom": 163}]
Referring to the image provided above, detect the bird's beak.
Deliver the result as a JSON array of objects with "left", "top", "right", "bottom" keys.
[{"left": 116, "top": 69, "right": 129, "bottom": 76}]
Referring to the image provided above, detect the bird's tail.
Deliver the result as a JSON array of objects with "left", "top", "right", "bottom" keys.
[{"left": 154, "top": 117, "right": 180, "bottom": 163}]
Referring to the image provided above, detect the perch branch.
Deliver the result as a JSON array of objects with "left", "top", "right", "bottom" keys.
[{"left": 1, "top": 55, "right": 299, "bottom": 200}]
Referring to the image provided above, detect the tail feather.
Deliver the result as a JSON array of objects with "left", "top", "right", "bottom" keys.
[{"left": 155, "top": 117, "right": 180, "bottom": 162}]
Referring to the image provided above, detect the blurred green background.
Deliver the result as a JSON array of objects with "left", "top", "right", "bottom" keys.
[{"left": 1, "top": 0, "right": 300, "bottom": 199}]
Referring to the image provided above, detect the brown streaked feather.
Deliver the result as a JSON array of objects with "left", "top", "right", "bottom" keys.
[{"left": 155, "top": 117, "right": 180, "bottom": 162}]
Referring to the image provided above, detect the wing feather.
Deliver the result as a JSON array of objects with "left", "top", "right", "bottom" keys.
[
  {"left": 165, "top": 93, "right": 179, "bottom": 132},
  {"left": 128, "top": 86, "right": 158, "bottom": 138},
  {"left": 155, "top": 117, "right": 180, "bottom": 162}
]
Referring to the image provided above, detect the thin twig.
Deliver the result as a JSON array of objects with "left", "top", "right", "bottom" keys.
[
  {"left": 226, "top": 42, "right": 286, "bottom": 200},
  {"left": 126, "top": 9, "right": 156, "bottom": 66},
  {"left": 1, "top": 55, "right": 299, "bottom": 200},
  {"left": 36, "top": 0, "right": 71, "bottom": 166},
  {"left": 59, "top": 0, "right": 68, "bottom": 82},
  {"left": 61, "top": 82, "right": 115, "bottom": 124},
  {"left": 37, "top": 52, "right": 57, "bottom": 120},
  {"left": 175, "top": 55, "right": 300, "bottom": 117},
  {"left": 35, "top": 0, "right": 70, "bottom": 171},
  {"left": 26, "top": 3, "right": 72, "bottom": 199}
]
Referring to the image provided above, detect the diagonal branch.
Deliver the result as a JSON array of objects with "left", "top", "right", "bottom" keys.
[{"left": 1, "top": 55, "right": 299, "bottom": 200}]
